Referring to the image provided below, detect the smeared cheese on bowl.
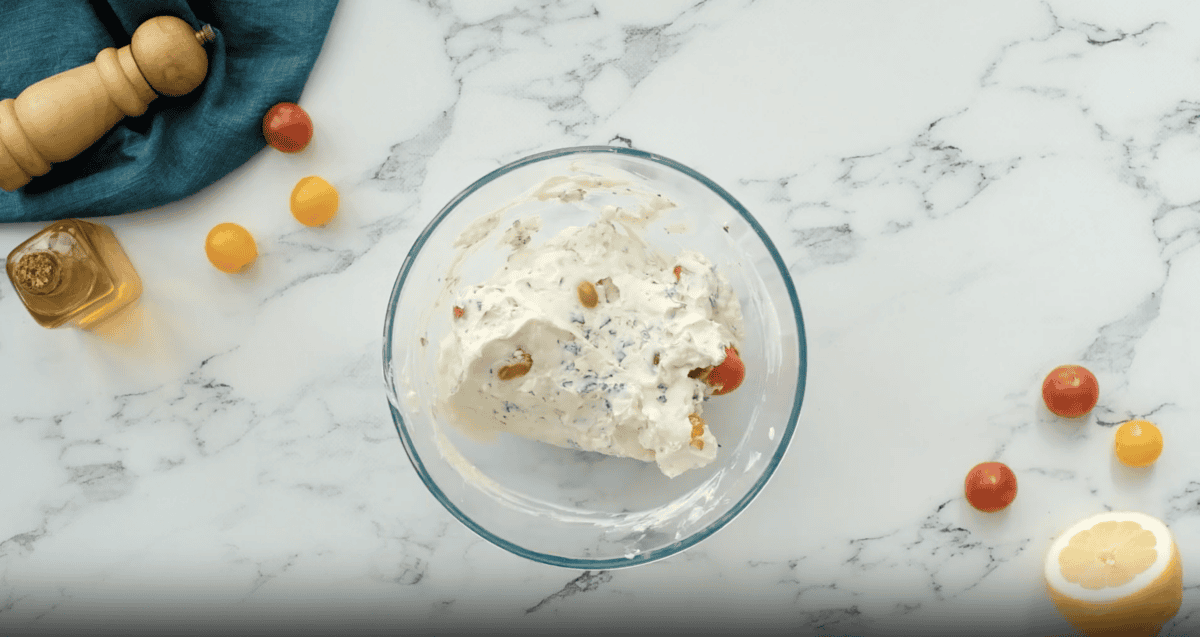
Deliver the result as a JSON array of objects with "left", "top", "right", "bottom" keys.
[{"left": 435, "top": 172, "right": 745, "bottom": 478}]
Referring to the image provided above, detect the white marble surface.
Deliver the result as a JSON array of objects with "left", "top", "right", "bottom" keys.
[{"left": 2, "top": 1, "right": 1199, "bottom": 635}]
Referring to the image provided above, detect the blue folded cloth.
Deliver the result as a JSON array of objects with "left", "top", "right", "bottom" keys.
[{"left": 0, "top": 0, "right": 338, "bottom": 223}]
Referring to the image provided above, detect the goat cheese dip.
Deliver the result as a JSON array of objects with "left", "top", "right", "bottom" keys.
[{"left": 436, "top": 178, "right": 745, "bottom": 478}]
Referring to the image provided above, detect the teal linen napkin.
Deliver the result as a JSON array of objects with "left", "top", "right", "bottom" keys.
[{"left": 0, "top": 0, "right": 338, "bottom": 223}]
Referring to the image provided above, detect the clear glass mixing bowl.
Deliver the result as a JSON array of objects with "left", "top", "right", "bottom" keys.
[{"left": 383, "top": 146, "right": 806, "bottom": 568}]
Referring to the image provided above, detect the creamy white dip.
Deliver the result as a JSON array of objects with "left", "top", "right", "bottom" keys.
[{"left": 435, "top": 173, "right": 745, "bottom": 478}]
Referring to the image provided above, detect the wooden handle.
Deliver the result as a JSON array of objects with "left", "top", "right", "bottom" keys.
[{"left": 0, "top": 16, "right": 212, "bottom": 192}]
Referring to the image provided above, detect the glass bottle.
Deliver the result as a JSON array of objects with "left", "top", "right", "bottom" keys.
[{"left": 5, "top": 219, "right": 142, "bottom": 329}]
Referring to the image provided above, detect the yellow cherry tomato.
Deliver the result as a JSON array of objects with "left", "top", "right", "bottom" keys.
[
  {"left": 1114, "top": 419, "right": 1163, "bottom": 468},
  {"left": 205, "top": 222, "right": 257, "bottom": 273},
  {"left": 290, "top": 176, "right": 339, "bottom": 227}
]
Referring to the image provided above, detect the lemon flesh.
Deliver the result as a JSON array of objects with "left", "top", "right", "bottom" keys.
[{"left": 1044, "top": 511, "right": 1182, "bottom": 637}]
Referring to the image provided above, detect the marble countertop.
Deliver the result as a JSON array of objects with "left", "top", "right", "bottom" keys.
[{"left": 2, "top": 1, "right": 1198, "bottom": 635}]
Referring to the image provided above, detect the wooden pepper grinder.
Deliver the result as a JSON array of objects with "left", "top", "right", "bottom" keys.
[{"left": 0, "top": 16, "right": 215, "bottom": 192}]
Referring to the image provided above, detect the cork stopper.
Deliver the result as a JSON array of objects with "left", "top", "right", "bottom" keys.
[{"left": 12, "top": 251, "right": 62, "bottom": 294}]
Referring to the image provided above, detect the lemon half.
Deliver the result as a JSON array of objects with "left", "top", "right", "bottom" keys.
[{"left": 1044, "top": 511, "right": 1182, "bottom": 637}]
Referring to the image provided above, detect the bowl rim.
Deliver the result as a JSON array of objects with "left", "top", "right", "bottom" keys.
[{"left": 382, "top": 145, "right": 807, "bottom": 568}]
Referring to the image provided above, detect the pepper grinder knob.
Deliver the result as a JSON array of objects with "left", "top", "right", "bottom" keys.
[
  {"left": 131, "top": 16, "right": 211, "bottom": 97},
  {"left": 0, "top": 16, "right": 214, "bottom": 192}
]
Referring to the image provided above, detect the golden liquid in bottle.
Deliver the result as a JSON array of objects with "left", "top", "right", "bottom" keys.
[{"left": 6, "top": 219, "right": 142, "bottom": 329}]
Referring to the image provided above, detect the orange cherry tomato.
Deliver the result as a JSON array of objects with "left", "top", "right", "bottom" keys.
[
  {"left": 263, "top": 102, "right": 313, "bottom": 153},
  {"left": 707, "top": 346, "right": 745, "bottom": 396},
  {"left": 290, "top": 176, "right": 338, "bottom": 226},
  {"left": 1042, "top": 364, "right": 1099, "bottom": 418},
  {"left": 205, "top": 223, "right": 257, "bottom": 273},
  {"left": 964, "top": 462, "right": 1017, "bottom": 513},
  {"left": 1114, "top": 420, "right": 1163, "bottom": 468}
]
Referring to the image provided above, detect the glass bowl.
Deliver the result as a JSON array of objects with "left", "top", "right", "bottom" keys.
[{"left": 383, "top": 146, "right": 806, "bottom": 568}]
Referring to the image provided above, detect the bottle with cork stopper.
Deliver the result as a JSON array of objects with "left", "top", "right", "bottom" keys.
[{"left": 6, "top": 219, "right": 142, "bottom": 329}]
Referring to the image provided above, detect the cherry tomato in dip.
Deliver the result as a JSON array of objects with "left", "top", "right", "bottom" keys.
[
  {"left": 707, "top": 346, "right": 745, "bottom": 396},
  {"left": 1042, "top": 364, "right": 1099, "bottom": 418},
  {"left": 964, "top": 462, "right": 1017, "bottom": 513},
  {"left": 262, "top": 102, "right": 313, "bottom": 152}
]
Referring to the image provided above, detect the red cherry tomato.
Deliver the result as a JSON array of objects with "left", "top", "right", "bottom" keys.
[
  {"left": 707, "top": 346, "right": 745, "bottom": 396},
  {"left": 1042, "top": 364, "right": 1099, "bottom": 418},
  {"left": 964, "top": 462, "right": 1017, "bottom": 513},
  {"left": 262, "top": 102, "right": 313, "bottom": 153}
]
